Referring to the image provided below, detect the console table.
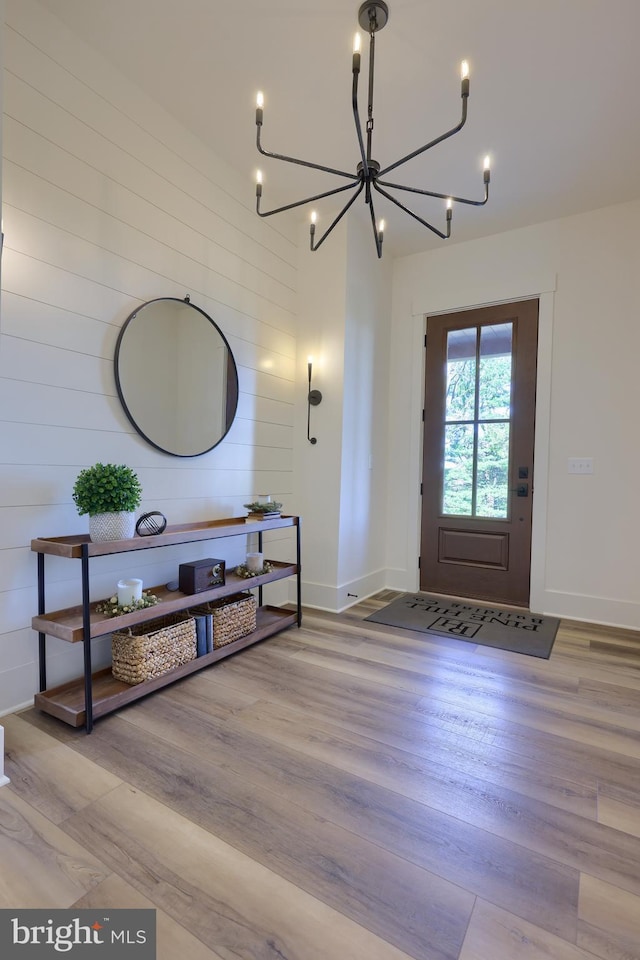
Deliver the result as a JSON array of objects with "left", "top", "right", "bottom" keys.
[{"left": 31, "top": 515, "right": 301, "bottom": 732}]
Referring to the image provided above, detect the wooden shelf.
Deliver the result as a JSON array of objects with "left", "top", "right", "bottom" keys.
[
  {"left": 34, "top": 607, "right": 297, "bottom": 727},
  {"left": 32, "top": 514, "right": 301, "bottom": 731},
  {"left": 31, "top": 515, "right": 298, "bottom": 558},
  {"left": 32, "top": 561, "right": 297, "bottom": 643}
]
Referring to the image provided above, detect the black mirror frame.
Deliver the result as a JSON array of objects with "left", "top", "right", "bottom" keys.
[{"left": 114, "top": 296, "right": 239, "bottom": 458}]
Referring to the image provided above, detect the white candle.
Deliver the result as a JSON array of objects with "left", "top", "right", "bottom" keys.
[
  {"left": 246, "top": 553, "right": 264, "bottom": 573},
  {"left": 117, "top": 578, "right": 143, "bottom": 606}
]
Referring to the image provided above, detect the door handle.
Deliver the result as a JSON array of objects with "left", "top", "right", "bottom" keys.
[{"left": 510, "top": 483, "right": 529, "bottom": 497}]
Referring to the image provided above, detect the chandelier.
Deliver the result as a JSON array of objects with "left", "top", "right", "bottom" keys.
[{"left": 254, "top": 1, "right": 491, "bottom": 258}]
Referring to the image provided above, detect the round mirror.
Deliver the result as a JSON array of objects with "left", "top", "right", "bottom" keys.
[{"left": 115, "top": 297, "right": 239, "bottom": 457}]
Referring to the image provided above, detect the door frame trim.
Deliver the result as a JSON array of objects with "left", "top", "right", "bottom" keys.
[{"left": 402, "top": 285, "right": 555, "bottom": 613}]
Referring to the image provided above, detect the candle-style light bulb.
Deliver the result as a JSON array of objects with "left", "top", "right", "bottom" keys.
[
  {"left": 256, "top": 170, "right": 263, "bottom": 185},
  {"left": 307, "top": 355, "right": 313, "bottom": 383},
  {"left": 309, "top": 210, "right": 317, "bottom": 246},
  {"left": 461, "top": 60, "right": 470, "bottom": 97},
  {"left": 378, "top": 219, "right": 385, "bottom": 240},
  {"left": 255, "top": 169, "right": 263, "bottom": 198},
  {"left": 310, "top": 210, "right": 317, "bottom": 224},
  {"left": 353, "top": 32, "right": 361, "bottom": 72},
  {"left": 483, "top": 155, "right": 491, "bottom": 183},
  {"left": 446, "top": 198, "right": 453, "bottom": 222},
  {"left": 255, "top": 91, "right": 264, "bottom": 126}
]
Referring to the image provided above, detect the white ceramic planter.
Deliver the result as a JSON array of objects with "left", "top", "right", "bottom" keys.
[{"left": 89, "top": 511, "right": 136, "bottom": 542}]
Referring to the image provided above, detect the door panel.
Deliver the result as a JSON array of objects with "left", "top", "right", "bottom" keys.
[{"left": 420, "top": 300, "right": 538, "bottom": 607}]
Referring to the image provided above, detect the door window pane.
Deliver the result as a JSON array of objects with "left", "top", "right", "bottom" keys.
[
  {"left": 443, "top": 423, "right": 474, "bottom": 515},
  {"left": 441, "top": 322, "right": 513, "bottom": 519},
  {"left": 446, "top": 328, "right": 476, "bottom": 422},
  {"left": 476, "top": 422, "right": 510, "bottom": 517},
  {"left": 479, "top": 324, "right": 513, "bottom": 420}
]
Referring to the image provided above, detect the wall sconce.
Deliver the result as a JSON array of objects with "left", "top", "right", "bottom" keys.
[{"left": 307, "top": 356, "right": 322, "bottom": 445}]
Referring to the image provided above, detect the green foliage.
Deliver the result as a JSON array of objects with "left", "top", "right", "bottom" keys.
[
  {"left": 72, "top": 462, "right": 142, "bottom": 516},
  {"left": 443, "top": 354, "right": 511, "bottom": 519},
  {"left": 243, "top": 500, "right": 283, "bottom": 513},
  {"left": 95, "top": 592, "right": 159, "bottom": 616},
  {"left": 235, "top": 561, "right": 274, "bottom": 578}
]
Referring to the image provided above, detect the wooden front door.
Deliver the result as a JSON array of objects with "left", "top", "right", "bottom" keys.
[{"left": 420, "top": 299, "right": 539, "bottom": 607}]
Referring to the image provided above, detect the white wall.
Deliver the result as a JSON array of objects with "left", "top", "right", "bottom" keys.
[
  {"left": 0, "top": 0, "right": 298, "bottom": 715},
  {"left": 389, "top": 199, "right": 640, "bottom": 629},
  {"left": 293, "top": 213, "right": 392, "bottom": 611},
  {"left": 292, "top": 220, "right": 347, "bottom": 603},
  {"left": 338, "top": 214, "right": 391, "bottom": 602}
]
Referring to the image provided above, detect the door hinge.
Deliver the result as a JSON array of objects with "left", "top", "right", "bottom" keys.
[
  {"left": 418, "top": 556, "right": 421, "bottom": 569},
  {"left": 422, "top": 408, "right": 425, "bottom": 422},
  {"left": 420, "top": 482, "right": 423, "bottom": 495},
  {"left": 424, "top": 333, "right": 427, "bottom": 348}
]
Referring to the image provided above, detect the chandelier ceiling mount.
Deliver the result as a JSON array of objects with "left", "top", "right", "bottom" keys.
[
  {"left": 255, "top": 1, "right": 490, "bottom": 258},
  {"left": 357, "top": 0, "right": 388, "bottom": 32}
]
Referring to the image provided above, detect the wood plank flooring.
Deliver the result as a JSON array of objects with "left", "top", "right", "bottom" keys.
[{"left": 3, "top": 591, "right": 640, "bottom": 959}]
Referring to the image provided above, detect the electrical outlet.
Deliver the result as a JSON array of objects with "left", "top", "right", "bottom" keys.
[{"left": 568, "top": 458, "right": 593, "bottom": 475}]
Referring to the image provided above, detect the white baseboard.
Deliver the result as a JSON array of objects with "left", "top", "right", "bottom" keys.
[
  {"left": 535, "top": 589, "right": 640, "bottom": 633},
  {"left": 297, "top": 568, "right": 388, "bottom": 613},
  {"left": 0, "top": 700, "right": 33, "bottom": 719},
  {"left": 296, "top": 576, "right": 640, "bottom": 634}
]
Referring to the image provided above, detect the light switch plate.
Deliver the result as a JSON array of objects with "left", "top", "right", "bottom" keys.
[{"left": 568, "top": 458, "right": 593, "bottom": 474}]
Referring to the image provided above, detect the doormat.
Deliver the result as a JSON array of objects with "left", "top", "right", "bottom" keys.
[{"left": 365, "top": 593, "right": 560, "bottom": 658}]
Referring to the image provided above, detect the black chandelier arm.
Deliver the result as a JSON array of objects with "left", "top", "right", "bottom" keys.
[
  {"left": 377, "top": 177, "right": 490, "bottom": 207},
  {"left": 257, "top": 178, "right": 360, "bottom": 219},
  {"left": 365, "top": 29, "right": 377, "bottom": 162},
  {"left": 377, "top": 97, "right": 468, "bottom": 178},
  {"left": 310, "top": 181, "right": 365, "bottom": 251},
  {"left": 256, "top": 125, "right": 358, "bottom": 181},
  {"left": 373, "top": 182, "right": 451, "bottom": 240},
  {"left": 366, "top": 192, "right": 383, "bottom": 259},
  {"left": 352, "top": 53, "right": 370, "bottom": 178}
]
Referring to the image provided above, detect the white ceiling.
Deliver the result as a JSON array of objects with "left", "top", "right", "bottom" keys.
[{"left": 38, "top": 0, "right": 640, "bottom": 258}]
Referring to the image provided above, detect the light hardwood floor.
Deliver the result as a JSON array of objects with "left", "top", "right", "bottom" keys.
[{"left": 3, "top": 592, "right": 640, "bottom": 960}]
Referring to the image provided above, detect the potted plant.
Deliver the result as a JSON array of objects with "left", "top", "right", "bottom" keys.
[{"left": 72, "top": 462, "right": 142, "bottom": 541}]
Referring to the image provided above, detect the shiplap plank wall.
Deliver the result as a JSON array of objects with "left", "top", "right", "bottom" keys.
[{"left": 0, "top": 0, "right": 299, "bottom": 714}]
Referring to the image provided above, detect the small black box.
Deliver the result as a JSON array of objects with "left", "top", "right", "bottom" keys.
[{"left": 178, "top": 558, "right": 226, "bottom": 594}]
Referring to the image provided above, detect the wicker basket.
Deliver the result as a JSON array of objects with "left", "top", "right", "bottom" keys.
[
  {"left": 190, "top": 592, "right": 257, "bottom": 649},
  {"left": 111, "top": 614, "right": 197, "bottom": 685}
]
